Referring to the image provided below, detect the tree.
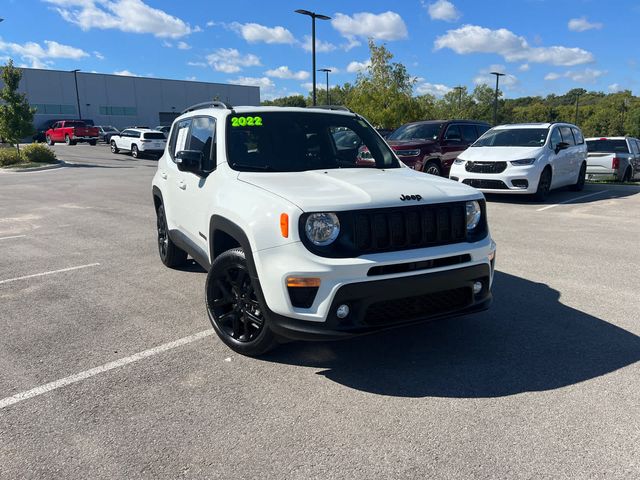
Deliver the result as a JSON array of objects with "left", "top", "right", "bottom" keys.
[
  {"left": 345, "top": 40, "right": 421, "bottom": 129},
  {"left": 0, "top": 60, "right": 35, "bottom": 154},
  {"left": 261, "top": 95, "right": 307, "bottom": 107}
]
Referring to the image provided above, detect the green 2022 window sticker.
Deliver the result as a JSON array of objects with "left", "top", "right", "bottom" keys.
[{"left": 231, "top": 116, "right": 263, "bottom": 127}]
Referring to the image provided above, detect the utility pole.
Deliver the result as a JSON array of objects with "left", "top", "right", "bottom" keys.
[
  {"left": 295, "top": 9, "right": 331, "bottom": 106},
  {"left": 490, "top": 72, "right": 505, "bottom": 125}
]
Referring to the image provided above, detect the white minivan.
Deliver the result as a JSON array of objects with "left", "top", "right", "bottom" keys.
[{"left": 449, "top": 123, "right": 587, "bottom": 200}]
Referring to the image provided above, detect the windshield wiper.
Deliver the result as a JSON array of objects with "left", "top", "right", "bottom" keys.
[{"left": 231, "top": 163, "right": 276, "bottom": 171}]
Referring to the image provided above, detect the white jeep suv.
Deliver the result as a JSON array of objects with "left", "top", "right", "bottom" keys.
[
  {"left": 152, "top": 102, "right": 496, "bottom": 356},
  {"left": 111, "top": 128, "right": 167, "bottom": 158}
]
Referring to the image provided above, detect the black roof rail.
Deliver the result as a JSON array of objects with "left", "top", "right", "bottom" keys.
[
  {"left": 308, "top": 105, "right": 354, "bottom": 113},
  {"left": 181, "top": 101, "right": 233, "bottom": 114}
]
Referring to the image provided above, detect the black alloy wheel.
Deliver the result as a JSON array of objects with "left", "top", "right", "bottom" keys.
[
  {"left": 206, "top": 248, "right": 278, "bottom": 356},
  {"left": 534, "top": 167, "right": 552, "bottom": 201},
  {"left": 65, "top": 134, "right": 71, "bottom": 145},
  {"left": 156, "top": 204, "right": 186, "bottom": 267},
  {"left": 570, "top": 162, "right": 586, "bottom": 191}
]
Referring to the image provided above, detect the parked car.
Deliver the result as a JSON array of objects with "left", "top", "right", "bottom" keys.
[
  {"left": 152, "top": 103, "right": 496, "bottom": 356},
  {"left": 45, "top": 120, "right": 99, "bottom": 145},
  {"left": 110, "top": 128, "right": 167, "bottom": 158},
  {"left": 358, "top": 120, "right": 491, "bottom": 176},
  {"left": 153, "top": 125, "right": 171, "bottom": 138},
  {"left": 33, "top": 119, "right": 65, "bottom": 142},
  {"left": 96, "top": 125, "right": 120, "bottom": 144},
  {"left": 449, "top": 122, "right": 587, "bottom": 200},
  {"left": 585, "top": 137, "right": 640, "bottom": 182}
]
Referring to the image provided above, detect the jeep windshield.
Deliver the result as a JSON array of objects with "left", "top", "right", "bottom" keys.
[
  {"left": 472, "top": 128, "right": 549, "bottom": 147},
  {"left": 226, "top": 111, "right": 399, "bottom": 172},
  {"left": 387, "top": 122, "right": 443, "bottom": 141}
]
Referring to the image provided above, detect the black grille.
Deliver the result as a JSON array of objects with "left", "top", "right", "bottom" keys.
[
  {"left": 463, "top": 179, "right": 508, "bottom": 189},
  {"left": 465, "top": 161, "right": 507, "bottom": 173},
  {"left": 364, "top": 287, "right": 472, "bottom": 326},
  {"left": 353, "top": 203, "right": 466, "bottom": 254}
]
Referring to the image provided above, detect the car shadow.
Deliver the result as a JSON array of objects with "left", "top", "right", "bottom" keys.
[
  {"left": 174, "top": 258, "right": 207, "bottom": 273},
  {"left": 65, "top": 163, "right": 135, "bottom": 169},
  {"left": 484, "top": 184, "right": 640, "bottom": 206},
  {"left": 260, "top": 271, "right": 640, "bottom": 398}
]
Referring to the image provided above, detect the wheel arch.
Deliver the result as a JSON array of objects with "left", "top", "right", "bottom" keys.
[
  {"left": 209, "top": 216, "right": 257, "bottom": 277},
  {"left": 152, "top": 186, "right": 163, "bottom": 212}
]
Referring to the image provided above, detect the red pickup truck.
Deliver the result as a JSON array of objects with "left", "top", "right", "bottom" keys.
[{"left": 45, "top": 120, "right": 99, "bottom": 146}]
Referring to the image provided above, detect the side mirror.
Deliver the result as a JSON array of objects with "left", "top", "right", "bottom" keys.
[
  {"left": 175, "top": 150, "right": 203, "bottom": 173},
  {"left": 555, "top": 142, "right": 570, "bottom": 154}
]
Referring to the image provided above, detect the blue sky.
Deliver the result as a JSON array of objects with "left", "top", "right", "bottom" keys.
[{"left": 1, "top": 0, "right": 638, "bottom": 100}]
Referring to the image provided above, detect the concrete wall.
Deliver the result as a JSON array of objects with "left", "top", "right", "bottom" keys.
[{"left": 12, "top": 68, "right": 260, "bottom": 130}]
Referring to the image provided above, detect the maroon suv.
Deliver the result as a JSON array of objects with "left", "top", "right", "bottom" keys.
[{"left": 359, "top": 120, "right": 491, "bottom": 177}]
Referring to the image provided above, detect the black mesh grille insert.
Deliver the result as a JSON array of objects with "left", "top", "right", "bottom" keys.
[
  {"left": 462, "top": 179, "right": 509, "bottom": 189},
  {"left": 465, "top": 161, "right": 507, "bottom": 173},
  {"left": 353, "top": 202, "right": 466, "bottom": 254},
  {"left": 364, "top": 287, "right": 472, "bottom": 326}
]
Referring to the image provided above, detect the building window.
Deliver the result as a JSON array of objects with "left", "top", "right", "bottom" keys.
[
  {"left": 99, "top": 106, "right": 137, "bottom": 116},
  {"left": 31, "top": 104, "right": 76, "bottom": 114}
]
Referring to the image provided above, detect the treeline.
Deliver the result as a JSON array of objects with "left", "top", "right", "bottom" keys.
[{"left": 262, "top": 41, "right": 638, "bottom": 138}]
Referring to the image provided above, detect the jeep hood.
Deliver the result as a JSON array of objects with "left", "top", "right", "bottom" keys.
[{"left": 237, "top": 167, "right": 481, "bottom": 212}]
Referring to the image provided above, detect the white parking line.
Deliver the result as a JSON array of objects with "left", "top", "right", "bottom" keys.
[
  {"left": 0, "top": 235, "right": 27, "bottom": 241},
  {"left": 536, "top": 190, "right": 610, "bottom": 212},
  {"left": 0, "top": 263, "right": 100, "bottom": 285},
  {"left": 0, "top": 330, "right": 214, "bottom": 410}
]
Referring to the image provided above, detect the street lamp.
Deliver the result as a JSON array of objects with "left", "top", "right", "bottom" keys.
[
  {"left": 574, "top": 91, "right": 581, "bottom": 125},
  {"left": 490, "top": 71, "right": 505, "bottom": 125},
  {"left": 453, "top": 85, "right": 464, "bottom": 112},
  {"left": 71, "top": 69, "right": 81, "bottom": 120},
  {"left": 295, "top": 9, "right": 331, "bottom": 106},
  {"left": 318, "top": 68, "right": 332, "bottom": 105}
]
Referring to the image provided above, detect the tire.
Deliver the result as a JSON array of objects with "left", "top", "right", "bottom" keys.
[
  {"left": 423, "top": 160, "right": 442, "bottom": 176},
  {"left": 156, "top": 204, "right": 187, "bottom": 268},
  {"left": 89, "top": 140, "right": 97, "bottom": 146},
  {"left": 110, "top": 141, "right": 119, "bottom": 154},
  {"left": 131, "top": 144, "right": 139, "bottom": 158},
  {"left": 533, "top": 167, "right": 552, "bottom": 201},
  {"left": 205, "top": 248, "right": 279, "bottom": 356},
  {"left": 65, "top": 134, "right": 71, "bottom": 145},
  {"left": 569, "top": 162, "right": 586, "bottom": 191},
  {"left": 622, "top": 167, "right": 632, "bottom": 183},
  {"left": 46, "top": 135, "right": 54, "bottom": 146}
]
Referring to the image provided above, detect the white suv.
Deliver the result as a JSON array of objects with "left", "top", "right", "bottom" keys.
[
  {"left": 110, "top": 128, "right": 167, "bottom": 158},
  {"left": 152, "top": 102, "right": 496, "bottom": 356},
  {"left": 449, "top": 123, "right": 587, "bottom": 200}
]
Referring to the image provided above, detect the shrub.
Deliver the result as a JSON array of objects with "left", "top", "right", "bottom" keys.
[
  {"left": 0, "top": 148, "right": 21, "bottom": 166},
  {"left": 21, "top": 143, "right": 57, "bottom": 163}
]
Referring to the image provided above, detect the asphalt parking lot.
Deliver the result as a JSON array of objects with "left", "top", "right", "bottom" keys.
[{"left": 1, "top": 144, "right": 639, "bottom": 479}]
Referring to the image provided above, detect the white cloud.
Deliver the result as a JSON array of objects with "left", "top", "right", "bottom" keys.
[
  {"left": 228, "top": 76, "right": 275, "bottom": 92},
  {"left": 0, "top": 38, "right": 89, "bottom": 68},
  {"left": 187, "top": 61, "right": 207, "bottom": 67},
  {"left": 177, "top": 41, "right": 191, "bottom": 50},
  {"left": 473, "top": 65, "right": 519, "bottom": 89},
  {"left": 114, "top": 70, "right": 135, "bottom": 76},
  {"left": 332, "top": 11, "right": 408, "bottom": 41},
  {"left": 608, "top": 83, "right": 624, "bottom": 93},
  {"left": 415, "top": 81, "right": 452, "bottom": 97},
  {"left": 185, "top": 76, "right": 197, "bottom": 81},
  {"left": 300, "top": 82, "right": 314, "bottom": 92},
  {"left": 301, "top": 35, "right": 337, "bottom": 53},
  {"left": 265, "top": 66, "right": 309, "bottom": 80},
  {"left": 206, "top": 48, "right": 261, "bottom": 73},
  {"left": 346, "top": 59, "right": 371, "bottom": 73},
  {"left": 93, "top": 50, "right": 104, "bottom": 60},
  {"left": 434, "top": 24, "right": 594, "bottom": 66},
  {"left": 44, "top": 0, "right": 197, "bottom": 38},
  {"left": 206, "top": 21, "right": 216, "bottom": 27},
  {"left": 568, "top": 17, "right": 603, "bottom": 32},
  {"left": 518, "top": 63, "right": 530, "bottom": 72},
  {"left": 427, "top": 1, "right": 461, "bottom": 22},
  {"left": 162, "top": 41, "right": 173, "bottom": 48},
  {"left": 231, "top": 22, "right": 295, "bottom": 44},
  {"left": 544, "top": 68, "right": 606, "bottom": 83}
]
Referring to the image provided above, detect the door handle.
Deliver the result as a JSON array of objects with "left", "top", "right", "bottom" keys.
[
  {"left": 160, "top": 171, "right": 167, "bottom": 179},
  {"left": 178, "top": 181, "right": 186, "bottom": 190}
]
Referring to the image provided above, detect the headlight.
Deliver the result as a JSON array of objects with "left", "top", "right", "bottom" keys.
[
  {"left": 465, "top": 201, "right": 481, "bottom": 231},
  {"left": 305, "top": 213, "right": 340, "bottom": 246},
  {"left": 511, "top": 158, "right": 536, "bottom": 166},
  {"left": 396, "top": 149, "right": 421, "bottom": 157},
  {"left": 454, "top": 158, "right": 465, "bottom": 164}
]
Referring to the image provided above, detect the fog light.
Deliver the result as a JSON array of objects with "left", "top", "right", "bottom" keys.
[
  {"left": 473, "top": 281, "right": 483, "bottom": 295},
  {"left": 336, "top": 304, "right": 350, "bottom": 319}
]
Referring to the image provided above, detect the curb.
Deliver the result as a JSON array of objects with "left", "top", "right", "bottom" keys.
[{"left": 0, "top": 160, "right": 67, "bottom": 173}]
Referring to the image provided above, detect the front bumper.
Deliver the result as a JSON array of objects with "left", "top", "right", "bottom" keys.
[
  {"left": 267, "top": 263, "right": 492, "bottom": 341},
  {"left": 449, "top": 163, "right": 540, "bottom": 194}
]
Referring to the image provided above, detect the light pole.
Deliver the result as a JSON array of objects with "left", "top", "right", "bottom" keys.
[
  {"left": 574, "top": 91, "right": 581, "bottom": 125},
  {"left": 318, "top": 68, "right": 331, "bottom": 105},
  {"left": 490, "top": 72, "right": 505, "bottom": 125},
  {"left": 453, "top": 85, "right": 464, "bottom": 113},
  {"left": 71, "top": 69, "right": 81, "bottom": 120},
  {"left": 295, "top": 9, "right": 331, "bottom": 106}
]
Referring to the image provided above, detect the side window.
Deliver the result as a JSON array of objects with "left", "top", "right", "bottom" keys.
[
  {"left": 332, "top": 128, "right": 362, "bottom": 151},
  {"left": 560, "top": 126, "right": 575, "bottom": 145},
  {"left": 634, "top": 139, "right": 640, "bottom": 154},
  {"left": 549, "top": 128, "right": 562, "bottom": 150},
  {"left": 476, "top": 125, "right": 490, "bottom": 137},
  {"left": 52, "top": 122, "right": 60, "bottom": 129},
  {"left": 627, "top": 139, "right": 638, "bottom": 154},
  {"left": 132, "top": 131, "right": 141, "bottom": 139},
  {"left": 120, "top": 129, "right": 130, "bottom": 137},
  {"left": 571, "top": 127, "right": 584, "bottom": 145},
  {"left": 459, "top": 124, "right": 478, "bottom": 144},
  {"left": 443, "top": 125, "right": 462, "bottom": 143},
  {"left": 187, "top": 116, "right": 216, "bottom": 171},
  {"left": 169, "top": 119, "right": 192, "bottom": 161}
]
